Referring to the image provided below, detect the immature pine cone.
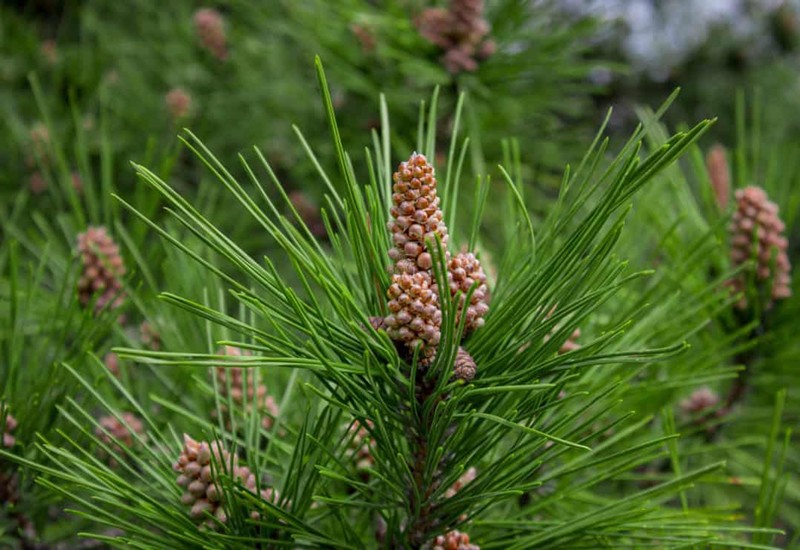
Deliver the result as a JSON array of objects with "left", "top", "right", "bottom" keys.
[
  {"left": 95, "top": 413, "right": 146, "bottom": 465},
  {"left": 706, "top": 144, "right": 730, "bottom": 209},
  {"left": 729, "top": 186, "right": 792, "bottom": 308},
  {"left": 3, "top": 414, "right": 17, "bottom": 448},
  {"left": 447, "top": 252, "right": 489, "bottom": 333},
  {"left": 175, "top": 434, "right": 274, "bottom": 528},
  {"left": 213, "top": 346, "right": 279, "bottom": 430},
  {"left": 193, "top": 8, "right": 228, "bottom": 61},
  {"left": 453, "top": 347, "right": 477, "bottom": 382},
  {"left": 384, "top": 153, "right": 447, "bottom": 364},
  {"left": 77, "top": 226, "right": 126, "bottom": 312},
  {"left": 680, "top": 387, "right": 719, "bottom": 414},
  {"left": 427, "top": 529, "right": 480, "bottom": 550}
]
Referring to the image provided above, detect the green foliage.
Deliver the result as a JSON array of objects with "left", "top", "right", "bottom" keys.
[{"left": 0, "top": 3, "right": 798, "bottom": 549}]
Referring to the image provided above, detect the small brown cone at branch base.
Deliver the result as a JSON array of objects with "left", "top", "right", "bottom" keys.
[
  {"left": 174, "top": 434, "right": 276, "bottom": 528},
  {"left": 706, "top": 144, "right": 730, "bottom": 209},
  {"left": 426, "top": 529, "right": 480, "bottom": 550},
  {"left": 453, "top": 347, "right": 477, "bottom": 382},
  {"left": 76, "top": 226, "right": 126, "bottom": 312},
  {"left": 728, "top": 186, "right": 792, "bottom": 308}
]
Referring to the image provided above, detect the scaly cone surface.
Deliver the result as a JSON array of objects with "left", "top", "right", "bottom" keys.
[
  {"left": 384, "top": 153, "right": 447, "bottom": 365},
  {"left": 76, "top": 226, "right": 126, "bottom": 312},
  {"left": 174, "top": 435, "right": 277, "bottom": 529},
  {"left": 728, "top": 186, "right": 792, "bottom": 308},
  {"left": 447, "top": 252, "right": 490, "bottom": 333}
]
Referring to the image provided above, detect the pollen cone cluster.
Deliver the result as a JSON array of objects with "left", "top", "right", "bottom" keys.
[
  {"left": 384, "top": 153, "right": 447, "bottom": 365},
  {"left": 3, "top": 414, "right": 16, "bottom": 448},
  {"left": 193, "top": 8, "right": 228, "bottom": 61},
  {"left": 213, "top": 346, "right": 279, "bottom": 430},
  {"left": 95, "top": 413, "right": 146, "bottom": 465},
  {"left": 426, "top": 529, "right": 480, "bottom": 550},
  {"left": 383, "top": 153, "right": 488, "bottom": 376},
  {"left": 729, "top": 186, "right": 792, "bottom": 308},
  {"left": 416, "top": 0, "right": 495, "bottom": 74},
  {"left": 174, "top": 435, "right": 276, "bottom": 528},
  {"left": 77, "top": 226, "right": 126, "bottom": 312},
  {"left": 447, "top": 252, "right": 489, "bottom": 333}
]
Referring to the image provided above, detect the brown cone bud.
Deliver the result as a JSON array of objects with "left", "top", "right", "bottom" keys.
[
  {"left": 367, "top": 316, "right": 385, "bottom": 331},
  {"left": 453, "top": 347, "right": 477, "bottom": 382},
  {"left": 174, "top": 434, "right": 268, "bottom": 529},
  {"left": 427, "top": 529, "right": 480, "bottom": 550},
  {"left": 76, "top": 226, "right": 126, "bottom": 313},
  {"left": 706, "top": 144, "right": 730, "bottom": 209},
  {"left": 728, "top": 186, "right": 792, "bottom": 308}
]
